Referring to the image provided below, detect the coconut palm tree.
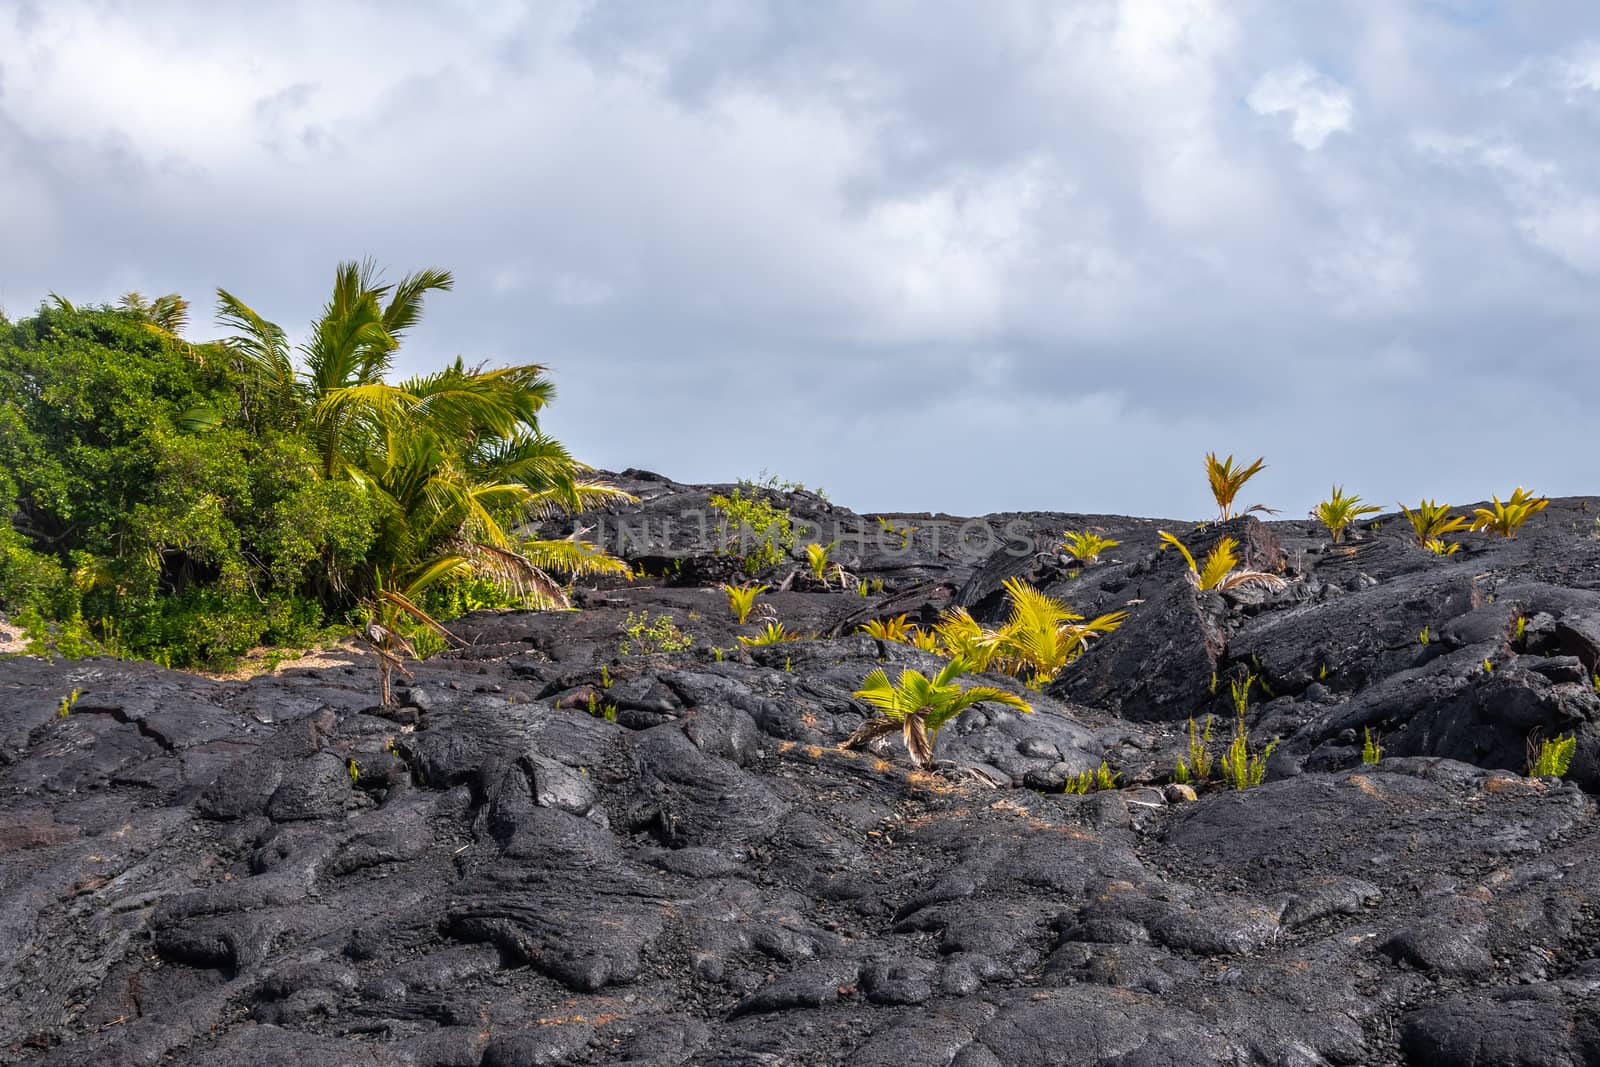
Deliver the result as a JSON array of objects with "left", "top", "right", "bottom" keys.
[
  {"left": 843, "top": 657, "right": 1032, "bottom": 768},
  {"left": 218, "top": 260, "right": 631, "bottom": 701}
]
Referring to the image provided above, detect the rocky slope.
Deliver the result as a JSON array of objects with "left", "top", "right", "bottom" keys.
[{"left": 4, "top": 471, "right": 1600, "bottom": 1066}]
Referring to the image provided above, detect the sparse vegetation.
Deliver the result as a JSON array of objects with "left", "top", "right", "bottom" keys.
[
  {"left": 1186, "top": 715, "right": 1215, "bottom": 781},
  {"left": 619, "top": 610, "right": 693, "bottom": 655},
  {"left": 843, "top": 657, "right": 1031, "bottom": 769},
  {"left": 709, "top": 489, "right": 794, "bottom": 573},
  {"left": 1312, "top": 486, "right": 1380, "bottom": 544},
  {"left": 1362, "top": 727, "right": 1382, "bottom": 764},
  {"left": 1062, "top": 761, "right": 1121, "bottom": 794},
  {"left": 57, "top": 688, "right": 81, "bottom": 718},
  {"left": 1219, "top": 713, "right": 1278, "bottom": 789}
]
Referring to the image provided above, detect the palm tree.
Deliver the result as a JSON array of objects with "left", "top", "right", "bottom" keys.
[
  {"left": 218, "top": 260, "right": 631, "bottom": 701},
  {"left": 843, "top": 657, "right": 1032, "bottom": 769}
]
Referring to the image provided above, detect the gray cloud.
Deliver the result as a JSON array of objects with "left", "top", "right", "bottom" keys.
[{"left": 1, "top": 0, "right": 1596, "bottom": 518}]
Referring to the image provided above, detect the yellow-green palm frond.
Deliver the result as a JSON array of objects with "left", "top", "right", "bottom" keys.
[
  {"left": 448, "top": 540, "right": 570, "bottom": 609},
  {"left": 1205, "top": 452, "right": 1268, "bottom": 520},
  {"left": 521, "top": 536, "right": 632, "bottom": 579},
  {"left": 934, "top": 607, "right": 998, "bottom": 672},
  {"left": 1158, "top": 530, "right": 1198, "bottom": 574},
  {"left": 1197, "top": 537, "right": 1241, "bottom": 590},
  {"left": 908, "top": 627, "right": 941, "bottom": 653}
]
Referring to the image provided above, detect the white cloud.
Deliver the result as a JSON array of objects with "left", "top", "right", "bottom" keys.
[
  {"left": 1309, "top": 223, "right": 1420, "bottom": 314},
  {"left": 1247, "top": 63, "right": 1354, "bottom": 150}
]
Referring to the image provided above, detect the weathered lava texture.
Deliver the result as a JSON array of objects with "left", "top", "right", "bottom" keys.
[{"left": 5, "top": 471, "right": 1600, "bottom": 1066}]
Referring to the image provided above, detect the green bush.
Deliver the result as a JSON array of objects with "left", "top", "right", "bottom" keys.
[{"left": 709, "top": 489, "right": 794, "bottom": 573}]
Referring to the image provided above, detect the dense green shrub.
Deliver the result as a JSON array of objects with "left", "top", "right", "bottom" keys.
[{"left": 0, "top": 303, "right": 368, "bottom": 664}]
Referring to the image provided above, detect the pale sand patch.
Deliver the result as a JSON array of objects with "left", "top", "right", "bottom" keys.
[{"left": 193, "top": 639, "right": 368, "bottom": 682}]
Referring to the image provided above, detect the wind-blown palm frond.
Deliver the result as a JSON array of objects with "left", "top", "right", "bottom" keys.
[{"left": 215, "top": 288, "right": 297, "bottom": 412}]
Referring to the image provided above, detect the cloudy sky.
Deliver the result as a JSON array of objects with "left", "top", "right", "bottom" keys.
[{"left": 3, "top": 1, "right": 1598, "bottom": 518}]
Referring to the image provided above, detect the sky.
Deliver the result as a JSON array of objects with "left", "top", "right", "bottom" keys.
[{"left": 2, "top": 0, "right": 1598, "bottom": 519}]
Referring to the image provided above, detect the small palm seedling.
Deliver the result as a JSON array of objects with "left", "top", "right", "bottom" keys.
[
  {"left": 861, "top": 614, "right": 917, "bottom": 643},
  {"left": 908, "top": 627, "right": 941, "bottom": 653},
  {"left": 1061, "top": 530, "right": 1120, "bottom": 564},
  {"left": 1205, "top": 452, "right": 1273, "bottom": 521},
  {"left": 722, "top": 582, "right": 769, "bottom": 625},
  {"left": 57, "top": 688, "right": 82, "bottom": 718},
  {"left": 1062, "top": 761, "right": 1121, "bottom": 795},
  {"left": 1529, "top": 733, "right": 1576, "bottom": 778},
  {"left": 1158, "top": 532, "right": 1288, "bottom": 594},
  {"left": 1313, "top": 486, "right": 1381, "bottom": 544},
  {"left": 1470, "top": 488, "right": 1549, "bottom": 539},
  {"left": 1219, "top": 713, "right": 1278, "bottom": 789},
  {"left": 739, "top": 621, "right": 804, "bottom": 647},
  {"left": 1399, "top": 500, "right": 1471, "bottom": 547},
  {"left": 986, "top": 577, "right": 1128, "bottom": 685},
  {"left": 1362, "top": 727, "right": 1383, "bottom": 765},
  {"left": 1418, "top": 625, "right": 1431, "bottom": 646},
  {"left": 805, "top": 542, "right": 834, "bottom": 582},
  {"left": 843, "top": 657, "right": 1031, "bottom": 769},
  {"left": 1423, "top": 537, "right": 1461, "bottom": 557}
]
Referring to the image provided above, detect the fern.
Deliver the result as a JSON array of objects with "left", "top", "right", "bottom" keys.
[
  {"left": 1530, "top": 733, "right": 1576, "bottom": 778},
  {"left": 1362, "top": 727, "right": 1382, "bottom": 765},
  {"left": 1187, "top": 715, "right": 1215, "bottom": 781},
  {"left": 1062, "top": 761, "right": 1121, "bottom": 795},
  {"left": 1218, "top": 714, "right": 1278, "bottom": 789}
]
